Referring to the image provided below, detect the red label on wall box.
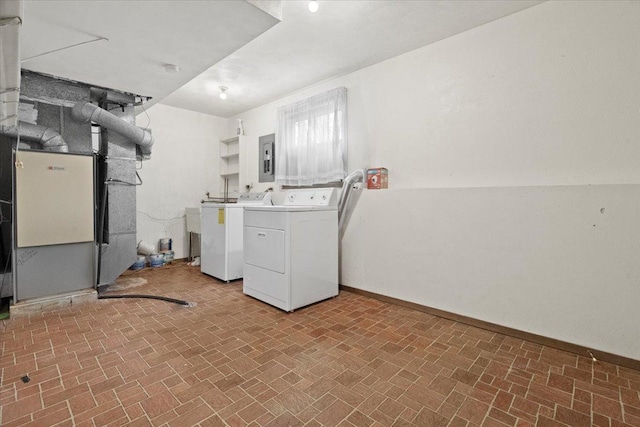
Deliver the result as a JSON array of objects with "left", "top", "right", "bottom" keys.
[{"left": 367, "top": 168, "right": 388, "bottom": 189}]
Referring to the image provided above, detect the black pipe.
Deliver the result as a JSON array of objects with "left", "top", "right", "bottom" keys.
[
  {"left": 96, "top": 174, "right": 108, "bottom": 286},
  {"left": 97, "top": 294, "right": 193, "bottom": 306}
]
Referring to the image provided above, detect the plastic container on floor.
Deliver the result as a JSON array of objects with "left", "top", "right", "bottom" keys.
[
  {"left": 162, "top": 250, "right": 175, "bottom": 264},
  {"left": 149, "top": 254, "right": 164, "bottom": 268},
  {"left": 130, "top": 255, "right": 146, "bottom": 270}
]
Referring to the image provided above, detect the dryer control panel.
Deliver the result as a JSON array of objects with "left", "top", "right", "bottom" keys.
[{"left": 283, "top": 188, "right": 337, "bottom": 206}]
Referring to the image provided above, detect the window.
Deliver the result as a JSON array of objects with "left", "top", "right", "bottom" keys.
[{"left": 275, "top": 87, "right": 347, "bottom": 186}]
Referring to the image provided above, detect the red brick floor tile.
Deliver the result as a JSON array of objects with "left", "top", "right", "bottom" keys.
[
  {"left": 593, "top": 394, "right": 624, "bottom": 421},
  {"left": 555, "top": 404, "right": 591, "bottom": 426},
  {"left": 91, "top": 406, "right": 127, "bottom": 427},
  {"left": 2, "top": 393, "right": 43, "bottom": 423},
  {"left": 1, "top": 264, "right": 639, "bottom": 427},
  {"left": 140, "top": 389, "right": 180, "bottom": 419},
  {"left": 264, "top": 411, "right": 303, "bottom": 427},
  {"left": 457, "top": 397, "right": 490, "bottom": 425},
  {"left": 412, "top": 408, "right": 449, "bottom": 426},
  {"left": 315, "top": 399, "right": 354, "bottom": 426}
]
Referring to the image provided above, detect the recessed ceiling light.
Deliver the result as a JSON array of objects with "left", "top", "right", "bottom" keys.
[
  {"left": 219, "top": 86, "right": 228, "bottom": 100},
  {"left": 308, "top": 1, "right": 319, "bottom": 13}
]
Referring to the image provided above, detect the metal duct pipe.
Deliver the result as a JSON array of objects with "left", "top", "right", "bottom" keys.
[
  {"left": 0, "top": 0, "right": 23, "bottom": 127},
  {"left": 0, "top": 121, "right": 68, "bottom": 152},
  {"left": 338, "top": 169, "right": 365, "bottom": 230},
  {"left": 71, "top": 102, "right": 153, "bottom": 157}
]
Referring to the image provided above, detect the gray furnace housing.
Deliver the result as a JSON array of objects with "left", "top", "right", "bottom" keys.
[{"left": 0, "top": 71, "right": 152, "bottom": 302}]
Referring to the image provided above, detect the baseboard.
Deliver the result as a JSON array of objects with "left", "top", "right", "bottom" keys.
[{"left": 339, "top": 285, "right": 640, "bottom": 372}]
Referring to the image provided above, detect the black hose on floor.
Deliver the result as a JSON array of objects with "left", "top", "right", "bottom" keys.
[{"left": 97, "top": 293, "right": 195, "bottom": 307}]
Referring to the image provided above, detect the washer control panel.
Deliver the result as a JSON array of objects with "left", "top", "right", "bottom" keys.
[{"left": 237, "top": 192, "right": 273, "bottom": 205}]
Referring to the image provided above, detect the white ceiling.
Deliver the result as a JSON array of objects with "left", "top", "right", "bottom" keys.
[
  {"left": 20, "top": 0, "right": 543, "bottom": 118},
  {"left": 19, "top": 0, "right": 280, "bottom": 104}
]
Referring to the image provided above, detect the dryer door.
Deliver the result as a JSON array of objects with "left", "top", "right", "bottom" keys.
[{"left": 244, "top": 226, "right": 285, "bottom": 273}]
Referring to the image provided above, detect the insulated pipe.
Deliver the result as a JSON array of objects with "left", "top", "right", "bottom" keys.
[
  {"left": 0, "top": 121, "right": 68, "bottom": 152},
  {"left": 71, "top": 102, "right": 153, "bottom": 157},
  {"left": 338, "top": 169, "right": 365, "bottom": 230}
]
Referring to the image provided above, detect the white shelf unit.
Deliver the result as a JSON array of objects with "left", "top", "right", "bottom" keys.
[{"left": 219, "top": 136, "right": 240, "bottom": 199}]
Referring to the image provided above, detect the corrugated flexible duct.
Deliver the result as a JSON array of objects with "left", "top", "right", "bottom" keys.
[
  {"left": 71, "top": 102, "right": 153, "bottom": 158},
  {"left": 1, "top": 121, "right": 68, "bottom": 152},
  {"left": 338, "top": 169, "right": 364, "bottom": 230}
]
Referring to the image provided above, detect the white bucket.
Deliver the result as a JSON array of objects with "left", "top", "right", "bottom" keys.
[{"left": 137, "top": 241, "right": 155, "bottom": 255}]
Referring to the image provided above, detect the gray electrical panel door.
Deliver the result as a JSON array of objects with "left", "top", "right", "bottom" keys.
[{"left": 259, "top": 133, "right": 275, "bottom": 182}]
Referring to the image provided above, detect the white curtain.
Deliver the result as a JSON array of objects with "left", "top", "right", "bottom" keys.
[{"left": 275, "top": 87, "right": 347, "bottom": 186}]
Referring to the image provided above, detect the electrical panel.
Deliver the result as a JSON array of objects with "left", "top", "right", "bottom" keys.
[{"left": 259, "top": 133, "right": 275, "bottom": 182}]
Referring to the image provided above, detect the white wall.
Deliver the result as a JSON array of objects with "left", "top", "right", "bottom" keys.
[
  {"left": 231, "top": 1, "right": 640, "bottom": 359},
  {"left": 136, "top": 104, "right": 227, "bottom": 259}
]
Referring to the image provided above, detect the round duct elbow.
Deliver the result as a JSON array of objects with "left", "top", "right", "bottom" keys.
[
  {"left": 41, "top": 134, "right": 69, "bottom": 152},
  {"left": 0, "top": 122, "right": 69, "bottom": 152},
  {"left": 71, "top": 102, "right": 154, "bottom": 150}
]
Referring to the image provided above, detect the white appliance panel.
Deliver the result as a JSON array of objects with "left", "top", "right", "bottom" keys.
[
  {"left": 244, "top": 226, "right": 285, "bottom": 273},
  {"left": 201, "top": 206, "right": 225, "bottom": 278},
  {"left": 16, "top": 151, "right": 94, "bottom": 247},
  {"left": 290, "top": 213, "right": 338, "bottom": 309},
  {"left": 243, "top": 189, "right": 338, "bottom": 312},
  {"left": 226, "top": 207, "right": 245, "bottom": 280},
  {"left": 200, "top": 192, "right": 272, "bottom": 281},
  {"left": 244, "top": 264, "right": 288, "bottom": 308},
  {"left": 201, "top": 206, "right": 245, "bottom": 281},
  {"left": 244, "top": 209, "right": 287, "bottom": 229}
]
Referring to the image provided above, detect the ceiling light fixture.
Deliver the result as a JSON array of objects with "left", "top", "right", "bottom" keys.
[
  {"left": 219, "top": 86, "right": 228, "bottom": 100},
  {"left": 308, "top": 1, "right": 319, "bottom": 13}
]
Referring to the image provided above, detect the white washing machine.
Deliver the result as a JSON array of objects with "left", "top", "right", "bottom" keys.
[
  {"left": 201, "top": 192, "right": 272, "bottom": 282},
  {"left": 243, "top": 188, "right": 339, "bottom": 311}
]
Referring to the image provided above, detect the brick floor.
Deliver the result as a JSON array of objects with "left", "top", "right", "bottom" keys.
[{"left": 1, "top": 263, "right": 639, "bottom": 426}]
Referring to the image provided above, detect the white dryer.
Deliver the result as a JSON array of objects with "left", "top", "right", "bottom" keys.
[
  {"left": 201, "top": 192, "right": 272, "bottom": 282},
  {"left": 243, "top": 188, "right": 339, "bottom": 311}
]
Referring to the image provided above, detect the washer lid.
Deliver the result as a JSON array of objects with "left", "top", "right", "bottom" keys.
[
  {"left": 201, "top": 202, "right": 236, "bottom": 208},
  {"left": 202, "top": 192, "right": 272, "bottom": 208},
  {"left": 244, "top": 205, "right": 337, "bottom": 212}
]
